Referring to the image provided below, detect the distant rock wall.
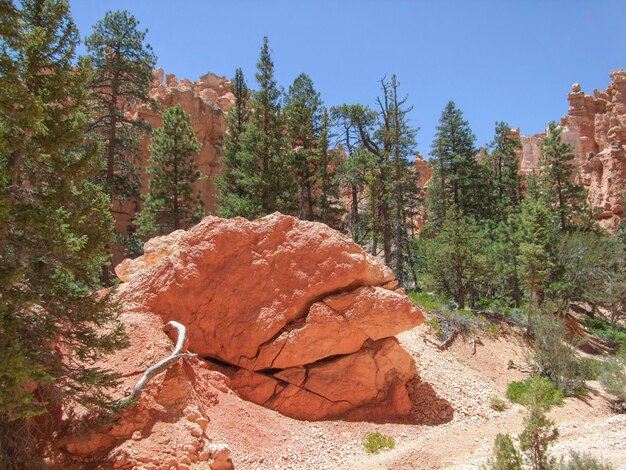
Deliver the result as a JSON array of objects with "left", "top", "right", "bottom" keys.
[
  {"left": 519, "top": 70, "right": 626, "bottom": 231},
  {"left": 112, "top": 69, "right": 234, "bottom": 263}
]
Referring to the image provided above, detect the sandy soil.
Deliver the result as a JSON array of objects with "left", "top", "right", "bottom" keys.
[{"left": 209, "top": 323, "right": 625, "bottom": 470}]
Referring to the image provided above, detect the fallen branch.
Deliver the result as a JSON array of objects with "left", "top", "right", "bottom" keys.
[
  {"left": 122, "top": 321, "right": 196, "bottom": 404},
  {"left": 422, "top": 331, "right": 459, "bottom": 351}
]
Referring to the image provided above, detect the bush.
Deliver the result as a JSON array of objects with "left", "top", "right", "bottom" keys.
[
  {"left": 362, "top": 432, "right": 395, "bottom": 453},
  {"left": 408, "top": 291, "right": 451, "bottom": 312},
  {"left": 584, "top": 317, "right": 626, "bottom": 348},
  {"left": 530, "top": 313, "right": 588, "bottom": 396},
  {"left": 483, "top": 433, "right": 523, "bottom": 470},
  {"left": 490, "top": 396, "right": 508, "bottom": 412},
  {"left": 506, "top": 376, "right": 564, "bottom": 409},
  {"left": 424, "top": 307, "right": 497, "bottom": 343},
  {"left": 558, "top": 450, "right": 615, "bottom": 470},
  {"left": 598, "top": 357, "right": 626, "bottom": 401}
]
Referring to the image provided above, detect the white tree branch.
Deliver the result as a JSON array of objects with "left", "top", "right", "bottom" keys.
[{"left": 124, "top": 321, "right": 197, "bottom": 404}]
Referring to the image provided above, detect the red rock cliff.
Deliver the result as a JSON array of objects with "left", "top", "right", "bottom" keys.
[{"left": 519, "top": 70, "right": 626, "bottom": 231}]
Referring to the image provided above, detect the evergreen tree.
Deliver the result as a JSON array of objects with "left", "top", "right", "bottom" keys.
[
  {"left": 517, "top": 196, "right": 555, "bottom": 328},
  {"left": 283, "top": 72, "right": 323, "bottom": 220},
  {"left": 425, "top": 206, "right": 489, "bottom": 308},
  {"left": 316, "top": 109, "right": 342, "bottom": 226},
  {"left": 135, "top": 104, "right": 203, "bottom": 237},
  {"left": 217, "top": 37, "right": 292, "bottom": 219},
  {"left": 486, "top": 121, "right": 522, "bottom": 221},
  {"left": 389, "top": 74, "right": 421, "bottom": 285},
  {"left": 539, "top": 122, "right": 587, "bottom": 232},
  {"left": 427, "top": 101, "right": 484, "bottom": 228},
  {"left": 0, "top": 0, "right": 126, "bottom": 460},
  {"left": 216, "top": 67, "right": 250, "bottom": 217},
  {"left": 85, "top": 10, "right": 156, "bottom": 203},
  {"left": 333, "top": 77, "right": 420, "bottom": 281}
]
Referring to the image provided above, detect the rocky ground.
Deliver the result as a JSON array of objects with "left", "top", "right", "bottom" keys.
[
  {"left": 49, "top": 215, "right": 625, "bottom": 469},
  {"left": 204, "top": 323, "right": 625, "bottom": 470}
]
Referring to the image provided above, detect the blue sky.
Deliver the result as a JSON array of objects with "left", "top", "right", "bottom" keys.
[{"left": 70, "top": 0, "right": 626, "bottom": 156}]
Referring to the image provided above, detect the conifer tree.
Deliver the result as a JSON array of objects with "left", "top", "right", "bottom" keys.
[
  {"left": 427, "top": 101, "right": 485, "bottom": 228},
  {"left": 487, "top": 121, "right": 522, "bottom": 221},
  {"left": 217, "top": 67, "right": 251, "bottom": 217},
  {"left": 85, "top": 10, "right": 156, "bottom": 208},
  {"left": 284, "top": 72, "right": 323, "bottom": 220},
  {"left": 539, "top": 122, "right": 587, "bottom": 232},
  {"left": 425, "top": 206, "right": 489, "bottom": 308},
  {"left": 316, "top": 109, "right": 342, "bottom": 226},
  {"left": 217, "top": 37, "right": 292, "bottom": 219},
  {"left": 135, "top": 104, "right": 203, "bottom": 236},
  {"left": 0, "top": 0, "right": 126, "bottom": 459}
]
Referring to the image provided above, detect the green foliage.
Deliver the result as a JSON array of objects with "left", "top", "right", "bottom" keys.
[
  {"left": 483, "top": 433, "right": 523, "bottom": 470},
  {"left": 484, "top": 122, "right": 522, "bottom": 222},
  {"left": 539, "top": 122, "right": 589, "bottom": 233},
  {"left": 584, "top": 316, "right": 626, "bottom": 348},
  {"left": 557, "top": 451, "right": 615, "bottom": 470},
  {"left": 427, "top": 101, "right": 486, "bottom": 228},
  {"left": 519, "top": 404, "right": 559, "bottom": 470},
  {"left": 530, "top": 314, "right": 587, "bottom": 396},
  {"left": 424, "top": 206, "right": 490, "bottom": 308},
  {"left": 424, "top": 307, "right": 495, "bottom": 343},
  {"left": 361, "top": 432, "right": 395, "bottom": 453},
  {"left": 553, "top": 231, "right": 625, "bottom": 322},
  {"left": 0, "top": 0, "right": 127, "bottom": 444},
  {"left": 85, "top": 9, "right": 156, "bottom": 203},
  {"left": 506, "top": 377, "right": 564, "bottom": 409},
  {"left": 135, "top": 104, "right": 203, "bottom": 237},
  {"left": 597, "top": 357, "right": 626, "bottom": 400},
  {"left": 407, "top": 291, "right": 452, "bottom": 312},
  {"left": 217, "top": 37, "right": 295, "bottom": 219},
  {"left": 490, "top": 396, "right": 508, "bottom": 412}
]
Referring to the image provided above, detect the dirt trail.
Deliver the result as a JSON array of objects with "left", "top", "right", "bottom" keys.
[{"left": 217, "top": 323, "right": 625, "bottom": 470}]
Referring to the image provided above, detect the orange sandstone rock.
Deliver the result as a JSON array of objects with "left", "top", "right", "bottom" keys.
[{"left": 116, "top": 213, "right": 432, "bottom": 422}]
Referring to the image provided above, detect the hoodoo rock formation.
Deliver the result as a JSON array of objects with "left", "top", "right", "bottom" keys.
[
  {"left": 115, "top": 213, "right": 450, "bottom": 423},
  {"left": 113, "top": 70, "right": 233, "bottom": 242},
  {"left": 519, "top": 70, "right": 626, "bottom": 231}
]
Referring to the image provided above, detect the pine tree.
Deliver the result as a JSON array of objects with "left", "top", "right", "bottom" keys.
[
  {"left": 427, "top": 101, "right": 479, "bottom": 227},
  {"left": 316, "top": 109, "right": 342, "bottom": 226},
  {"left": 517, "top": 196, "right": 555, "bottom": 329},
  {"left": 0, "top": 0, "right": 126, "bottom": 459},
  {"left": 539, "top": 122, "right": 587, "bottom": 232},
  {"left": 85, "top": 10, "right": 156, "bottom": 258},
  {"left": 283, "top": 72, "right": 323, "bottom": 220},
  {"left": 135, "top": 104, "right": 203, "bottom": 237},
  {"left": 217, "top": 37, "right": 292, "bottom": 219},
  {"left": 425, "top": 206, "right": 489, "bottom": 308},
  {"left": 216, "top": 67, "right": 250, "bottom": 217},
  {"left": 486, "top": 121, "right": 522, "bottom": 221}
]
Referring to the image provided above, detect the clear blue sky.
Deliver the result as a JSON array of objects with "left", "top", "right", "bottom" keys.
[{"left": 70, "top": 0, "right": 626, "bottom": 156}]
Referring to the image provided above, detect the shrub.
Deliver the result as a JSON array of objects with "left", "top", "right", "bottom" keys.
[
  {"left": 598, "top": 357, "right": 626, "bottom": 401},
  {"left": 407, "top": 291, "right": 451, "bottom": 312},
  {"left": 558, "top": 450, "right": 615, "bottom": 470},
  {"left": 530, "top": 313, "right": 587, "bottom": 396},
  {"left": 483, "top": 433, "right": 523, "bottom": 470},
  {"left": 362, "top": 432, "right": 395, "bottom": 453},
  {"left": 506, "top": 376, "right": 564, "bottom": 409},
  {"left": 519, "top": 405, "right": 559, "bottom": 470},
  {"left": 490, "top": 396, "right": 507, "bottom": 412},
  {"left": 584, "top": 317, "right": 626, "bottom": 348}
]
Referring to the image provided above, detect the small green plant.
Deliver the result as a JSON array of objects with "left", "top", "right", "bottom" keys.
[
  {"left": 408, "top": 291, "right": 451, "bottom": 312},
  {"left": 490, "top": 396, "right": 507, "bottom": 412},
  {"left": 598, "top": 357, "right": 626, "bottom": 401},
  {"left": 506, "top": 376, "right": 564, "bottom": 409},
  {"left": 584, "top": 317, "right": 626, "bottom": 348},
  {"left": 558, "top": 450, "right": 615, "bottom": 469},
  {"left": 483, "top": 433, "right": 523, "bottom": 470},
  {"left": 362, "top": 432, "right": 395, "bottom": 454},
  {"left": 519, "top": 404, "right": 559, "bottom": 470}
]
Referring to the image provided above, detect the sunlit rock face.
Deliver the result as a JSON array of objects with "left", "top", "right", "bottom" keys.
[{"left": 116, "top": 213, "right": 452, "bottom": 423}]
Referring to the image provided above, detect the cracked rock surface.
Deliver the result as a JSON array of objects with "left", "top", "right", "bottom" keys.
[{"left": 117, "top": 213, "right": 446, "bottom": 422}]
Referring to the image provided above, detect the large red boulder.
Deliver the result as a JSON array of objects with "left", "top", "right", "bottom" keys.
[{"left": 116, "top": 213, "right": 430, "bottom": 422}]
